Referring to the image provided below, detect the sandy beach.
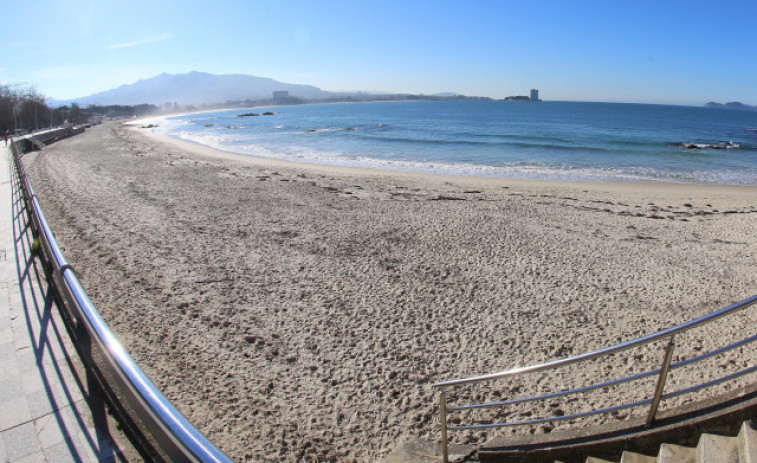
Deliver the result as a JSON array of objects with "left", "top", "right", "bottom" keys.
[{"left": 22, "top": 122, "right": 757, "bottom": 462}]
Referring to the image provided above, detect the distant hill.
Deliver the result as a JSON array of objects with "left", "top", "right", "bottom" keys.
[
  {"left": 48, "top": 71, "right": 333, "bottom": 106},
  {"left": 704, "top": 101, "right": 757, "bottom": 111}
]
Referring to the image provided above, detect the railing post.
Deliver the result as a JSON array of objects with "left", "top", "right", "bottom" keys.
[
  {"left": 647, "top": 334, "right": 676, "bottom": 426},
  {"left": 439, "top": 389, "right": 449, "bottom": 463}
]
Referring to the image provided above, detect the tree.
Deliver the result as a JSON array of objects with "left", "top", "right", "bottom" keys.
[
  {"left": 0, "top": 85, "right": 15, "bottom": 133},
  {"left": 52, "top": 106, "right": 69, "bottom": 126},
  {"left": 0, "top": 80, "right": 159, "bottom": 133},
  {"left": 16, "top": 87, "right": 49, "bottom": 130},
  {"left": 70, "top": 102, "right": 81, "bottom": 125},
  {"left": 0, "top": 84, "right": 61, "bottom": 132}
]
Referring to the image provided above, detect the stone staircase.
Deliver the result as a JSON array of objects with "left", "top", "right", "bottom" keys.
[
  {"left": 382, "top": 419, "right": 756, "bottom": 463},
  {"left": 26, "top": 135, "right": 47, "bottom": 150},
  {"left": 570, "top": 420, "right": 756, "bottom": 463},
  {"left": 385, "top": 386, "right": 757, "bottom": 463}
]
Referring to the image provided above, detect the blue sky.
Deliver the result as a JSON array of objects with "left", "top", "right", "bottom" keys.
[{"left": 2, "top": 0, "right": 756, "bottom": 105}]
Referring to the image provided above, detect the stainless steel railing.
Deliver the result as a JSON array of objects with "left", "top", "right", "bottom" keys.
[
  {"left": 434, "top": 294, "right": 757, "bottom": 463},
  {"left": 11, "top": 140, "right": 232, "bottom": 463}
]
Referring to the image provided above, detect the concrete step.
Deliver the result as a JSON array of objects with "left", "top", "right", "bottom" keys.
[
  {"left": 566, "top": 420, "right": 753, "bottom": 463},
  {"left": 739, "top": 421, "right": 757, "bottom": 463},
  {"left": 484, "top": 419, "right": 755, "bottom": 463},
  {"left": 697, "top": 433, "right": 738, "bottom": 463},
  {"left": 620, "top": 450, "right": 657, "bottom": 463},
  {"left": 658, "top": 443, "right": 696, "bottom": 463}
]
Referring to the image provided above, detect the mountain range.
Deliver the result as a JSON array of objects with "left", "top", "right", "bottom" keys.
[
  {"left": 47, "top": 71, "right": 472, "bottom": 107},
  {"left": 48, "top": 71, "right": 337, "bottom": 107}
]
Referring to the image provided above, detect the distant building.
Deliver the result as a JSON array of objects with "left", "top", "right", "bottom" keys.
[
  {"left": 272, "top": 91, "right": 290, "bottom": 102},
  {"left": 530, "top": 89, "right": 539, "bottom": 101}
]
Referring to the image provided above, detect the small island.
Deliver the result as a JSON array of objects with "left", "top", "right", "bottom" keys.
[
  {"left": 704, "top": 101, "right": 757, "bottom": 111},
  {"left": 502, "top": 89, "right": 541, "bottom": 102}
]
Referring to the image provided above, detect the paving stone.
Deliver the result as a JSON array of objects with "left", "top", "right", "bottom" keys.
[
  {"left": 2, "top": 422, "right": 41, "bottom": 461},
  {"left": 42, "top": 438, "right": 86, "bottom": 463},
  {"left": 20, "top": 369, "right": 48, "bottom": 394},
  {"left": 11, "top": 451, "right": 45, "bottom": 463},
  {"left": 68, "top": 400, "right": 95, "bottom": 428},
  {"left": 73, "top": 434, "right": 120, "bottom": 463},
  {"left": 0, "top": 341, "right": 13, "bottom": 363},
  {"left": 10, "top": 347, "right": 33, "bottom": 366},
  {"left": 14, "top": 332, "right": 34, "bottom": 350},
  {"left": 0, "top": 375, "right": 24, "bottom": 404},
  {"left": 0, "top": 355, "right": 21, "bottom": 378},
  {"left": 26, "top": 382, "right": 68, "bottom": 420},
  {"left": 15, "top": 349, "right": 54, "bottom": 372},
  {"left": 0, "top": 397, "right": 32, "bottom": 431},
  {"left": 34, "top": 409, "right": 69, "bottom": 449}
]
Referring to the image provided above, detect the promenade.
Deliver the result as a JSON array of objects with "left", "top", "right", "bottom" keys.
[{"left": 0, "top": 143, "right": 137, "bottom": 462}]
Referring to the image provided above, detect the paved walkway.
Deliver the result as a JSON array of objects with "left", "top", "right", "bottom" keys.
[{"left": 0, "top": 144, "right": 136, "bottom": 462}]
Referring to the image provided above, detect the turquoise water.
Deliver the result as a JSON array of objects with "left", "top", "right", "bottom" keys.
[{"left": 156, "top": 100, "right": 757, "bottom": 185}]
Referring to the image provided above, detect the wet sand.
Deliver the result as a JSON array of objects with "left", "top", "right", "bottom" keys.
[{"left": 22, "top": 122, "right": 757, "bottom": 462}]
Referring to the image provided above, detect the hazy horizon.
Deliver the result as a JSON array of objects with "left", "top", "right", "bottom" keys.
[
  {"left": 45, "top": 70, "right": 754, "bottom": 108},
  {"left": 2, "top": 1, "right": 757, "bottom": 106}
]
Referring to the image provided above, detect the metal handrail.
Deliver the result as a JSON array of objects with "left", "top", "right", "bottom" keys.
[
  {"left": 445, "top": 364, "right": 757, "bottom": 432},
  {"left": 11, "top": 140, "right": 232, "bottom": 462},
  {"left": 434, "top": 293, "right": 757, "bottom": 463},
  {"left": 437, "top": 295, "right": 757, "bottom": 389},
  {"left": 448, "top": 333, "right": 757, "bottom": 413}
]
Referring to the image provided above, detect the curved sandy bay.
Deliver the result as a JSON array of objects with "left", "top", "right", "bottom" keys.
[{"left": 22, "top": 122, "right": 757, "bottom": 462}]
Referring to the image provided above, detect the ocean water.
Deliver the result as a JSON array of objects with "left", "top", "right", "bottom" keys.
[{"left": 153, "top": 100, "right": 757, "bottom": 185}]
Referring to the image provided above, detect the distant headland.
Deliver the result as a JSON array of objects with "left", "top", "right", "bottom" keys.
[{"left": 704, "top": 101, "right": 757, "bottom": 111}]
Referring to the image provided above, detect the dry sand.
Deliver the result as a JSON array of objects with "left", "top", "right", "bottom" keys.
[{"left": 22, "top": 122, "right": 757, "bottom": 462}]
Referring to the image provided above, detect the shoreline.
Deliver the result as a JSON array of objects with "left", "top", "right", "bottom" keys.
[
  {"left": 130, "top": 101, "right": 757, "bottom": 189},
  {"left": 134, "top": 121, "right": 757, "bottom": 202},
  {"left": 23, "top": 122, "right": 757, "bottom": 462}
]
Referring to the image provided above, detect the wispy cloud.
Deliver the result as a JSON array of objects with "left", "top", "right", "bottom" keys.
[{"left": 104, "top": 33, "right": 171, "bottom": 51}]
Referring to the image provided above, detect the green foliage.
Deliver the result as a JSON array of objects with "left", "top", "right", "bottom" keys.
[{"left": 31, "top": 237, "right": 40, "bottom": 256}]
